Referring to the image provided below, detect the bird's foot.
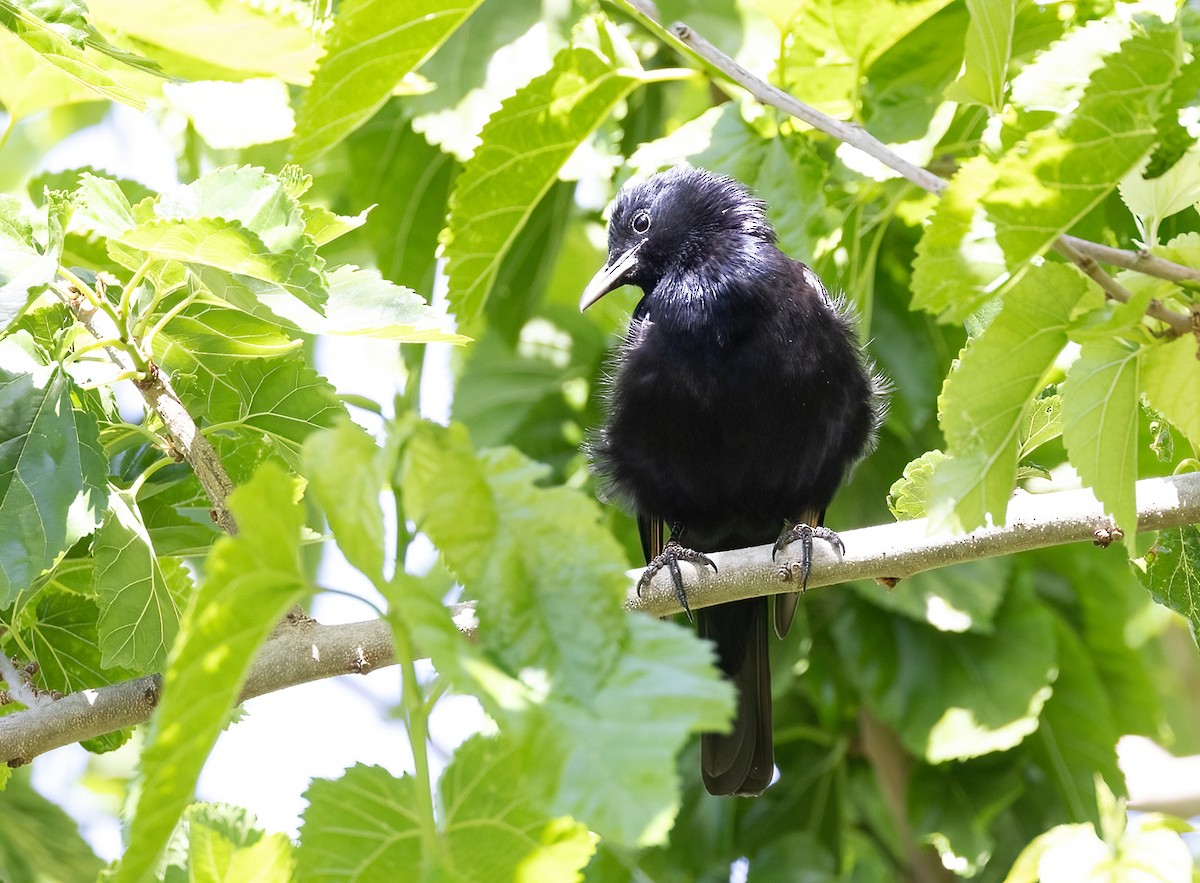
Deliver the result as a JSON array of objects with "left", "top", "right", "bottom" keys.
[
  {"left": 773, "top": 522, "right": 844, "bottom": 591},
  {"left": 637, "top": 539, "right": 717, "bottom": 621}
]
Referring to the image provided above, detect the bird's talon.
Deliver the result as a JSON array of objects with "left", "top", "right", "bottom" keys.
[
  {"left": 773, "top": 523, "right": 845, "bottom": 592},
  {"left": 638, "top": 538, "right": 716, "bottom": 619}
]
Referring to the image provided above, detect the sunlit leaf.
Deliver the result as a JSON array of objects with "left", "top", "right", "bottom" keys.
[
  {"left": 442, "top": 17, "right": 643, "bottom": 322},
  {"left": 290, "top": 0, "right": 487, "bottom": 164},
  {"left": 930, "top": 264, "right": 1086, "bottom": 531},
  {"left": 945, "top": 0, "right": 1014, "bottom": 110},
  {"left": 115, "top": 463, "right": 309, "bottom": 883},
  {"left": 0, "top": 343, "right": 107, "bottom": 605},
  {"left": 94, "top": 490, "right": 188, "bottom": 672},
  {"left": 1061, "top": 338, "right": 1140, "bottom": 550}
]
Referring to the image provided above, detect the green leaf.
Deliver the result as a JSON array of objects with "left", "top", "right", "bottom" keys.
[
  {"left": 75, "top": 170, "right": 137, "bottom": 238},
  {"left": 308, "top": 265, "right": 466, "bottom": 343},
  {"left": 1141, "top": 335, "right": 1200, "bottom": 450},
  {"left": 0, "top": 348, "right": 108, "bottom": 605},
  {"left": 930, "top": 264, "right": 1087, "bottom": 531},
  {"left": 451, "top": 333, "right": 566, "bottom": 448},
  {"left": 295, "top": 766, "right": 423, "bottom": 881},
  {"left": 290, "top": 0, "right": 487, "bottom": 164},
  {"left": 982, "top": 15, "right": 1182, "bottom": 272},
  {"left": 94, "top": 490, "right": 189, "bottom": 672},
  {"left": 0, "top": 25, "right": 98, "bottom": 119},
  {"left": 911, "top": 760, "right": 1023, "bottom": 877},
  {"left": 116, "top": 217, "right": 327, "bottom": 311},
  {"left": 1018, "top": 392, "right": 1063, "bottom": 460},
  {"left": 1061, "top": 338, "right": 1140, "bottom": 550},
  {"left": 339, "top": 104, "right": 456, "bottom": 295},
  {"left": 442, "top": 735, "right": 595, "bottom": 880},
  {"left": 0, "top": 0, "right": 153, "bottom": 108},
  {"left": 302, "top": 419, "right": 386, "bottom": 582},
  {"left": 1118, "top": 147, "right": 1200, "bottom": 245},
  {"left": 405, "top": 427, "right": 733, "bottom": 845},
  {"left": 0, "top": 195, "right": 62, "bottom": 331},
  {"left": 0, "top": 769, "right": 103, "bottom": 882},
  {"left": 402, "top": 421, "right": 500, "bottom": 589},
  {"left": 156, "top": 166, "right": 310, "bottom": 254},
  {"left": 785, "top": 0, "right": 955, "bottom": 75},
  {"left": 170, "top": 353, "right": 345, "bottom": 468},
  {"left": 88, "top": 0, "right": 319, "bottom": 84},
  {"left": 188, "top": 820, "right": 294, "bottom": 883},
  {"left": 547, "top": 615, "right": 734, "bottom": 846},
  {"left": 19, "top": 578, "right": 135, "bottom": 696},
  {"left": 887, "top": 449, "right": 947, "bottom": 519},
  {"left": 301, "top": 204, "right": 369, "bottom": 248},
  {"left": 404, "top": 0, "right": 551, "bottom": 160},
  {"left": 442, "top": 18, "right": 642, "bottom": 323},
  {"left": 0, "top": 0, "right": 159, "bottom": 72},
  {"left": 836, "top": 579, "right": 1057, "bottom": 763},
  {"left": 115, "top": 463, "right": 309, "bottom": 883},
  {"left": 1137, "top": 525, "right": 1200, "bottom": 648},
  {"left": 909, "top": 156, "right": 1006, "bottom": 322},
  {"left": 151, "top": 296, "right": 301, "bottom": 369},
  {"left": 1027, "top": 617, "right": 1123, "bottom": 824},
  {"left": 945, "top": 0, "right": 1014, "bottom": 110},
  {"left": 115, "top": 166, "right": 327, "bottom": 309}
]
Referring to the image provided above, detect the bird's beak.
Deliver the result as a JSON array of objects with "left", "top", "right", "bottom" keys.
[{"left": 579, "top": 242, "right": 641, "bottom": 311}]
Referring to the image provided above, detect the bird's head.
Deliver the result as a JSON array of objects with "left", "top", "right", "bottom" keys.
[{"left": 579, "top": 166, "right": 775, "bottom": 311}]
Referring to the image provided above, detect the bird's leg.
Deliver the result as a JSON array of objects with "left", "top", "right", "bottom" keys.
[
  {"left": 773, "top": 521, "right": 845, "bottom": 592},
  {"left": 637, "top": 525, "right": 717, "bottom": 621}
]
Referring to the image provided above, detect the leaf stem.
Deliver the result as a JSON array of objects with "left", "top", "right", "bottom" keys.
[
  {"left": 119, "top": 257, "right": 154, "bottom": 327},
  {"left": 141, "top": 288, "right": 198, "bottom": 351},
  {"left": 387, "top": 486, "right": 440, "bottom": 864},
  {"left": 128, "top": 456, "right": 177, "bottom": 498}
]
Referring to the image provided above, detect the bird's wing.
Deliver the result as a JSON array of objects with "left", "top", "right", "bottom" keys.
[
  {"left": 774, "top": 507, "right": 824, "bottom": 638},
  {"left": 637, "top": 513, "right": 665, "bottom": 563}
]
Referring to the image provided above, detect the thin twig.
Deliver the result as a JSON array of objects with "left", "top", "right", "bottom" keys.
[
  {"left": 1053, "top": 238, "right": 1192, "bottom": 336},
  {"left": 647, "top": 14, "right": 1194, "bottom": 339}
]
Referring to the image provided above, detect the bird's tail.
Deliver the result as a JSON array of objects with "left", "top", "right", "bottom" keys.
[{"left": 698, "top": 597, "right": 774, "bottom": 796}]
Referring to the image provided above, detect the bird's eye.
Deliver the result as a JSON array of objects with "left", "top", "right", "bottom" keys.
[{"left": 630, "top": 210, "right": 651, "bottom": 234}]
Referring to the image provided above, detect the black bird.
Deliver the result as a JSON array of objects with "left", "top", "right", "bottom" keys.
[{"left": 581, "top": 166, "right": 883, "bottom": 796}]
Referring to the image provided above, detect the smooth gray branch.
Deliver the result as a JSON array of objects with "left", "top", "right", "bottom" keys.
[{"left": 627, "top": 472, "right": 1200, "bottom": 617}]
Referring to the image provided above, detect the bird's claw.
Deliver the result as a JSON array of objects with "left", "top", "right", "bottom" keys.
[
  {"left": 637, "top": 539, "right": 717, "bottom": 621},
  {"left": 773, "top": 522, "right": 844, "bottom": 592}
]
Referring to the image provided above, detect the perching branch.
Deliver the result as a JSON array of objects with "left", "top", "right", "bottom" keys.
[
  {"left": 54, "top": 281, "right": 239, "bottom": 535},
  {"left": 616, "top": 0, "right": 1196, "bottom": 339},
  {"left": 4, "top": 475, "right": 1197, "bottom": 766},
  {"left": 626, "top": 472, "right": 1200, "bottom": 617}
]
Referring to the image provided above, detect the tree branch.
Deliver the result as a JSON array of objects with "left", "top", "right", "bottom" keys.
[
  {"left": 54, "top": 281, "right": 239, "bottom": 535},
  {"left": 4, "top": 475, "right": 1197, "bottom": 766},
  {"left": 615, "top": 3, "right": 1197, "bottom": 339},
  {"left": 626, "top": 472, "right": 1200, "bottom": 617}
]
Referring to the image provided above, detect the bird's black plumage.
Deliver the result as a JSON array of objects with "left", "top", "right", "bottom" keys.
[{"left": 582, "top": 166, "right": 883, "bottom": 796}]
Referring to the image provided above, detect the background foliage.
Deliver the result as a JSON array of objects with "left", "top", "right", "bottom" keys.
[{"left": 2, "top": 0, "right": 1200, "bottom": 880}]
